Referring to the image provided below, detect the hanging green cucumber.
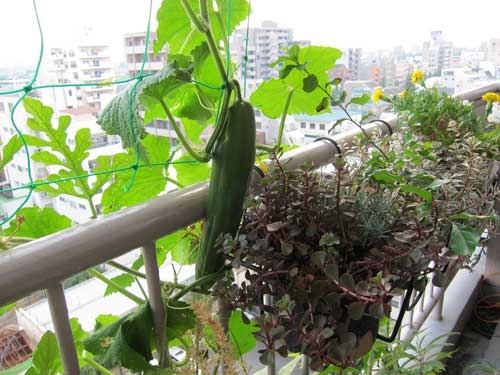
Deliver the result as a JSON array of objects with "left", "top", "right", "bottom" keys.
[{"left": 196, "top": 83, "right": 256, "bottom": 280}]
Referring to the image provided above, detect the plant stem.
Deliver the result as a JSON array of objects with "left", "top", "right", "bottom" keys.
[
  {"left": 276, "top": 90, "right": 294, "bottom": 149},
  {"left": 82, "top": 350, "right": 114, "bottom": 375},
  {"left": 158, "top": 98, "right": 209, "bottom": 162},
  {"left": 172, "top": 271, "right": 225, "bottom": 300},
  {"left": 107, "top": 260, "right": 147, "bottom": 279},
  {"left": 167, "top": 176, "right": 185, "bottom": 188},
  {"left": 179, "top": 0, "right": 227, "bottom": 83},
  {"left": 88, "top": 268, "right": 145, "bottom": 304},
  {"left": 204, "top": 83, "right": 233, "bottom": 155}
]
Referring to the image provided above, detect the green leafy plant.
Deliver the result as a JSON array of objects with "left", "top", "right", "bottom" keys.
[{"left": 0, "top": 0, "right": 498, "bottom": 374}]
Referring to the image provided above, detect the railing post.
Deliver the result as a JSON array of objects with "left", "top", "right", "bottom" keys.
[
  {"left": 408, "top": 290, "right": 416, "bottom": 328},
  {"left": 301, "top": 355, "right": 310, "bottom": 375},
  {"left": 263, "top": 294, "right": 276, "bottom": 375},
  {"left": 431, "top": 288, "right": 444, "bottom": 321},
  {"left": 142, "top": 241, "right": 169, "bottom": 368},
  {"left": 419, "top": 288, "right": 426, "bottom": 313},
  {"left": 46, "top": 284, "right": 80, "bottom": 374}
]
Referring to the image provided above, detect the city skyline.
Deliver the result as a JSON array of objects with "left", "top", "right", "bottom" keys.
[{"left": 1, "top": 0, "right": 500, "bottom": 69}]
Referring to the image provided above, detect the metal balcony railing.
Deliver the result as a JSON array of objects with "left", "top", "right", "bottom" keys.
[{"left": 0, "top": 82, "right": 499, "bottom": 374}]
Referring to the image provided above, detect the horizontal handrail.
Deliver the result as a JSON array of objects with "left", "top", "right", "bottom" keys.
[{"left": 0, "top": 82, "right": 499, "bottom": 306}]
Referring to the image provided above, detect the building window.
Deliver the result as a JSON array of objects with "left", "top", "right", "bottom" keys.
[
  {"left": 90, "top": 133, "right": 108, "bottom": 148},
  {"left": 310, "top": 123, "right": 316, "bottom": 129},
  {"left": 68, "top": 89, "right": 72, "bottom": 97},
  {"left": 78, "top": 203, "right": 86, "bottom": 210},
  {"left": 0, "top": 103, "right": 4, "bottom": 112},
  {"left": 300, "top": 122, "right": 306, "bottom": 129},
  {"left": 256, "top": 122, "right": 262, "bottom": 130},
  {"left": 319, "top": 123, "right": 325, "bottom": 130}
]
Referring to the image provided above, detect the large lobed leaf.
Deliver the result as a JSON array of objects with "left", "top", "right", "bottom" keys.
[
  {"left": 250, "top": 45, "right": 342, "bottom": 118},
  {"left": 98, "top": 134, "right": 171, "bottom": 213},
  {"left": 154, "top": 0, "right": 250, "bottom": 55},
  {"left": 5, "top": 207, "right": 72, "bottom": 239}
]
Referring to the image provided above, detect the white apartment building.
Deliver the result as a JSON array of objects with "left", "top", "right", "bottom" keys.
[
  {"left": 439, "top": 67, "right": 495, "bottom": 95},
  {"left": 231, "top": 21, "right": 310, "bottom": 80},
  {"left": 46, "top": 42, "right": 115, "bottom": 111},
  {"left": 124, "top": 32, "right": 168, "bottom": 76},
  {"left": 487, "top": 38, "right": 500, "bottom": 66}
]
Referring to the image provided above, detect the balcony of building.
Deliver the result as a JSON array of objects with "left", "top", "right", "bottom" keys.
[{"left": 0, "top": 82, "right": 498, "bottom": 374}]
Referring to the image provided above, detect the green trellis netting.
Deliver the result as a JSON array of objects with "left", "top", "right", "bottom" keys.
[{"left": 0, "top": 0, "right": 251, "bottom": 226}]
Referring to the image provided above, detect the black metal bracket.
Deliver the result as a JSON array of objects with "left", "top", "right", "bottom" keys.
[
  {"left": 376, "top": 283, "right": 415, "bottom": 343},
  {"left": 367, "top": 118, "right": 394, "bottom": 136},
  {"left": 313, "top": 136, "right": 342, "bottom": 156}
]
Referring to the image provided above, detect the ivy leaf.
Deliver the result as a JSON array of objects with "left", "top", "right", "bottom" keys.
[
  {"left": 97, "top": 87, "right": 145, "bottom": 148},
  {"left": 173, "top": 153, "right": 210, "bottom": 186},
  {"left": 0, "top": 135, "right": 23, "bottom": 169},
  {"left": 401, "top": 184, "right": 432, "bottom": 203},
  {"left": 228, "top": 310, "right": 259, "bottom": 356},
  {"left": 27, "top": 331, "right": 62, "bottom": 375},
  {"left": 449, "top": 223, "right": 481, "bottom": 256},
  {"left": 5, "top": 207, "right": 72, "bottom": 238},
  {"left": 155, "top": 0, "right": 250, "bottom": 55},
  {"left": 371, "top": 170, "right": 404, "bottom": 184}
]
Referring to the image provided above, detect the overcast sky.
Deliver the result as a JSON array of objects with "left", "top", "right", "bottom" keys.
[{"left": 1, "top": 0, "right": 500, "bottom": 69}]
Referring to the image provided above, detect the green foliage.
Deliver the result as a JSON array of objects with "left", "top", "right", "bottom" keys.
[
  {"left": 84, "top": 303, "right": 154, "bottom": 372},
  {"left": 5, "top": 207, "right": 72, "bottom": 238},
  {"left": 22, "top": 97, "right": 107, "bottom": 205},
  {"left": 97, "top": 134, "right": 171, "bottom": 213},
  {"left": 228, "top": 309, "right": 259, "bottom": 356},
  {"left": 390, "top": 87, "right": 481, "bottom": 144},
  {"left": 0, "top": 135, "right": 23, "bottom": 169},
  {"left": 154, "top": 0, "right": 250, "bottom": 55},
  {"left": 449, "top": 223, "right": 482, "bottom": 256},
  {"left": 0, "top": 302, "right": 16, "bottom": 316},
  {"left": 250, "top": 45, "right": 342, "bottom": 118},
  {"left": 25, "top": 331, "right": 62, "bottom": 375},
  {"left": 157, "top": 225, "right": 200, "bottom": 265},
  {"left": 97, "top": 88, "right": 146, "bottom": 149},
  {"left": 173, "top": 153, "right": 210, "bottom": 187}
]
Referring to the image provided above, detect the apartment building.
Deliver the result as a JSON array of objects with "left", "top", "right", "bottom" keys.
[
  {"left": 487, "top": 38, "right": 500, "bottom": 66},
  {"left": 347, "top": 48, "right": 362, "bottom": 80},
  {"left": 46, "top": 42, "right": 115, "bottom": 111},
  {"left": 124, "top": 32, "right": 168, "bottom": 76},
  {"left": 231, "top": 21, "right": 310, "bottom": 80}
]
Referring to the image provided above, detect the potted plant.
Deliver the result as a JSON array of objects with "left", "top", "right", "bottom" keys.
[{"left": 216, "top": 70, "right": 499, "bottom": 372}]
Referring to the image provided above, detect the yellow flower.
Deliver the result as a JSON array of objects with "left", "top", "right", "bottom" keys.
[
  {"left": 372, "top": 87, "right": 384, "bottom": 103},
  {"left": 399, "top": 90, "right": 407, "bottom": 98},
  {"left": 482, "top": 92, "right": 500, "bottom": 102},
  {"left": 411, "top": 70, "right": 424, "bottom": 84}
]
